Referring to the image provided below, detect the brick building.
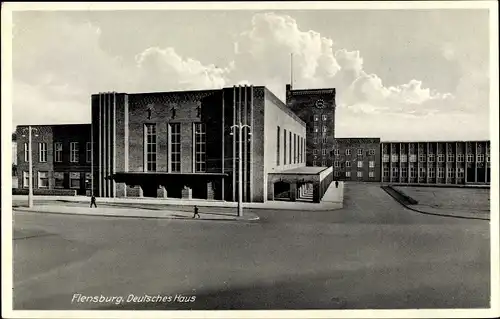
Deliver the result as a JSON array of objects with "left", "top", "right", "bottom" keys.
[
  {"left": 332, "top": 138, "right": 382, "bottom": 182},
  {"left": 286, "top": 84, "right": 336, "bottom": 167},
  {"left": 380, "top": 140, "right": 491, "bottom": 185},
  {"left": 92, "top": 85, "right": 313, "bottom": 202},
  {"left": 15, "top": 124, "right": 92, "bottom": 195}
]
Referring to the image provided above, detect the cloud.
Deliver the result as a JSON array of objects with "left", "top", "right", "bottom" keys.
[
  {"left": 229, "top": 12, "right": 454, "bottom": 114},
  {"left": 134, "top": 47, "right": 231, "bottom": 92}
]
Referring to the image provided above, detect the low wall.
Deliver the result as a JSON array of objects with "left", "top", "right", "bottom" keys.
[
  {"left": 381, "top": 185, "right": 419, "bottom": 205},
  {"left": 13, "top": 188, "right": 77, "bottom": 196}
]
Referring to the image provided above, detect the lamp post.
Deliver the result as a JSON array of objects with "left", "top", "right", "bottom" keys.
[
  {"left": 21, "top": 126, "right": 39, "bottom": 208},
  {"left": 230, "top": 123, "right": 251, "bottom": 217}
]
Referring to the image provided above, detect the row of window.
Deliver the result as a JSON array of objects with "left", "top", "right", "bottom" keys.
[
  {"left": 24, "top": 142, "right": 91, "bottom": 163},
  {"left": 334, "top": 149, "right": 376, "bottom": 156},
  {"left": 334, "top": 161, "right": 376, "bottom": 168},
  {"left": 22, "top": 171, "right": 91, "bottom": 189},
  {"left": 334, "top": 171, "right": 376, "bottom": 178},
  {"left": 382, "top": 167, "right": 466, "bottom": 179},
  {"left": 382, "top": 153, "right": 490, "bottom": 163},
  {"left": 313, "top": 114, "right": 329, "bottom": 122},
  {"left": 276, "top": 126, "right": 305, "bottom": 166},
  {"left": 144, "top": 123, "right": 200, "bottom": 173},
  {"left": 312, "top": 125, "right": 329, "bottom": 133}
]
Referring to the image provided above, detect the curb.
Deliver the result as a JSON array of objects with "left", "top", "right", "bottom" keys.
[
  {"left": 381, "top": 186, "right": 489, "bottom": 221},
  {"left": 13, "top": 208, "right": 260, "bottom": 222}
]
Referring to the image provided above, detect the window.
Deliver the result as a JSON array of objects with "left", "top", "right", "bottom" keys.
[
  {"left": 38, "top": 143, "right": 47, "bottom": 162},
  {"left": 457, "top": 154, "right": 464, "bottom": 162},
  {"left": 313, "top": 125, "right": 318, "bottom": 133},
  {"left": 313, "top": 160, "right": 317, "bottom": 166},
  {"left": 383, "top": 167, "right": 390, "bottom": 177},
  {"left": 358, "top": 149, "right": 363, "bottom": 156},
  {"left": 428, "top": 167, "right": 436, "bottom": 178},
  {"left": 322, "top": 114, "right": 328, "bottom": 121},
  {"left": 357, "top": 171, "right": 363, "bottom": 178},
  {"left": 477, "top": 154, "right": 485, "bottom": 163},
  {"left": 70, "top": 142, "right": 79, "bottom": 163},
  {"left": 369, "top": 172, "right": 375, "bottom": 178},
  {"left": 401, "top": 167, "right": 408, "bottom": 178},
  {"left": 391, "top": 167, "right": 399, "bottom": 178},
  {"left": 391, "top": 154, "right": 398, "bottom": 162},
  {"left": 70, "top": 172, "right": 81, "bottom": 189},
  {"left": 437, "top": 154, "right": 445, "bottom": 162},
  {"left": 369, "top": 149, "right": 375, "bottom": 156},
  {"left": 334, "top": 171, "right": 340, "bottom": 177},
  {"left": 346, "top": 149, "right": 351, "bottom": 156},
  {"left": 314, "top": 115, "right": 319, "bottom": 121},
  {"left": 24, "top": 143, "right": 28, "bottom": 162},
  {"left": 283, "top": 129, "right": 287, "bottom": 165},
  {"left": 194, "top": 123, "right": 206, "bottom": 172},
  {"left": 289, "top": 131, "right": 292, "bottom": 164},
  {"left": 313, "top": 149, "right": 318, "bottom": 155},
  {"left": 400, "top": 154, "right": 407, "bottom": 162},
  {"left": 419, "top": 167, "right": 426, "bottom": 178},
  {"left": 437, "top": 167, "right": 445, "bottom": 178},
  {"left": 23, "top": 171, "right": 29, "bottom": 188},
  {"left": 346, "top": 161, "right": 351, "bottom": 168},
  {"left": 369, "top": 161, "right": 375, "bottom": 168},
  {"left": 54, "top": 142, "right": 62, "bottom": 162},
  {"left": 447, "top": 154, "right": 454, "bottom": 162},
  {"left": 313, "top": 137, "right": 317, "bottom": 144},
  {"left": 54, "top": 172, "right": 64, "bottom": 188},
  {"left": 294, "top": 134, "right": 297, "bottom": 164},
  {"left": 322, "top": 149, "right": 327, "bottom": 156},
  {"left": 37, "top": 171, "right": 49, "bottom": 188},
  {"left": 382, "top": 154, "right": 390, "bottom": 162},
  {"left": 85, "top": 173, "right": 92, "bottom": 189},
  {"left": 457, "top": 168, "right": 465, "bottom": 178},
  {"left": 86, "top": 142, "right": 92, "bottom": 163},
  {"left": 322, "top": 161, "right": 326, "bottom": 167},
  {"left": 276, "top": 127, "right": 280, "bottom": 166},
  {"left": 487, "top": 154, "right": 490, "bottom": 163},
  {"left": 467, "top": 153, "right": 474, "bottom": 162},
  {"left": 334, "top": 161, "right": 340, "bottom": 168},
  {"left": 357, "top": 161, "right": 363, "bottom": 168},
  {"left": 322, "top": 137, "right": 328, "bottom": 144},
  {"left": 428, "top": 154, "right": 435, "bottom": 162},
  {"left": 170, "top": 123, "right": 181, "bottom": 172},
  {"left": 418, "top": 154, "right": 426, "bottom": 162},
  {"left": 334, "top": 149, "right": 340, "bottom": 156},
  {"left": 346, "top": 171, "right": 351, "bottom": 177},
  {"left": 322, "top": 126, "right": 327, "bottom": 133},
  {"left": 410, "top": 166, "right": 416, "bottom": 178},
  {"left": 145, "top": 124, "right": 157, "bottom": 172},
  {"left": 409, "top": 154, "right": 417, "bottom": 162},
  {"left": 447, "top": 167, "right": 454, "bottom": 178}
]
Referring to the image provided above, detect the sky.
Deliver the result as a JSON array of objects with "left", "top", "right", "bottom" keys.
[{"left": 10, "top": 7, "right": 492, "bottom": 140}]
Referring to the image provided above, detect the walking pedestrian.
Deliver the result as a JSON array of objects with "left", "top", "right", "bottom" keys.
[
  {"left": 90, "top": 195, "right": 97, "bottom": 208},
  {"left": 335, "top": 180, "right": 339, "bottom": 188},
  {"left": 193, "top": 205, "right": 200, "bottom": 219}
]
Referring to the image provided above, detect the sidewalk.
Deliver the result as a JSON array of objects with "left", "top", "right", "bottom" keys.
[
  {"left": 12, "top": 182, "right": 344, "bottom": 211},
  {"left": 13, "top": 205, "right": 260, "bottom": 222}
]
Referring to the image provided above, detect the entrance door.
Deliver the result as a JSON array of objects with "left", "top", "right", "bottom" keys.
[{"left": 142, "top": 183, "right": 158, "bottom": 197}]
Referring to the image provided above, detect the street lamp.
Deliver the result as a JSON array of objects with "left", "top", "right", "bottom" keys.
[
  {"left": 230, "top": 123, "right": 252, "bottom": 217},
  {"left": 21, "top": 126, "right": 39, "bottom": 208}
]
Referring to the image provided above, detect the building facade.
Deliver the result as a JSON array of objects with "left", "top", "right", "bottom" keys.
[
  {"left": 15, "top": 124, "right": 92, "bottom": 195},
  {"left": 286, "top": 84, "right": 336, "bottom": 167},
  {"left": 332, "top": 138, "right": 382, "bottom": 182},
  {"left": 91, "top": 85, "right": 307, "bottom": 202},
  {"left": 380, "top": 141, "right": 491, "bottom": 185}
]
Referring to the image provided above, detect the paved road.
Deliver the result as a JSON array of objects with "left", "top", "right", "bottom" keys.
[{"left": 12, "top": 183, "right": 490, "bottom": 310}]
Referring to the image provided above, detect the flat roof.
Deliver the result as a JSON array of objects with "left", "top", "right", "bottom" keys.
[{"left": 270, "top": 166, "right": 329, "bottom": 175}]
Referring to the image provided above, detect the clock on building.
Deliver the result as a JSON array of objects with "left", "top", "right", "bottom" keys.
[{"left": 315, "top": 99, "right": 325, "bottom": 108}]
